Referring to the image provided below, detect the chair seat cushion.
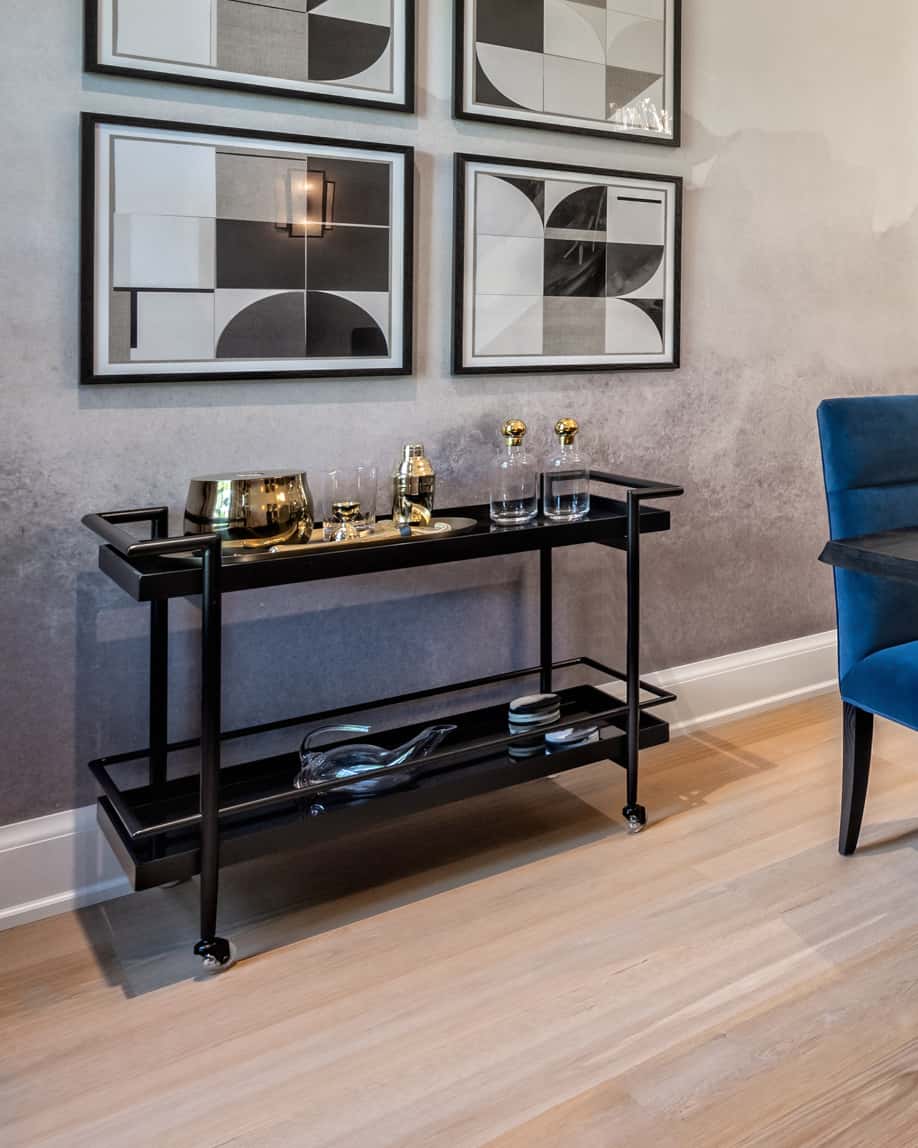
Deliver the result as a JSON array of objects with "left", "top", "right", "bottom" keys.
[{"left": 842, "top": 640, "right": 918, "bottom": 731}]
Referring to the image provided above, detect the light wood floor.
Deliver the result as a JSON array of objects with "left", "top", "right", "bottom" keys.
[{"left": 6, "top": 694, "right": 918, "bottom": 1146}]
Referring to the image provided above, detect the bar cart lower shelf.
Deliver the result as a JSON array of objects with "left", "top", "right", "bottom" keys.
[
  {"left": 84, "top": 472, "right": 683, "bottom": 972},
  {"left": 96, "top": 674, "right": 670, "bottom": 891}
]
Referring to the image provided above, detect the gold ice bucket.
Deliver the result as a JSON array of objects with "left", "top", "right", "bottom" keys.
[{"left": 184, "top": 471, "right": 314, "bottom": 549}]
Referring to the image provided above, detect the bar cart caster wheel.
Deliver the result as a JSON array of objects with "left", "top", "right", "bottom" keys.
[
  {"left": 194, "top": 937, "right": 237, "bottom": 974},
  {"left": 623, "top": 805, "right": 647, "bottom": 835}
]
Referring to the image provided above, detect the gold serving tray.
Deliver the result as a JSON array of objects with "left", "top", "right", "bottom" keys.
[{"left": 156, "top": 517, "right": 479, "bottom": 566}]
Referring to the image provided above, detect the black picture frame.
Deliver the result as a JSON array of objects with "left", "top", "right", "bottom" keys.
[
  {"left": 81, "top": 113, "right": 415, "bottom": 385},
  {"left": 454, "top": 0, "right": 681, "bottom": 147},
  {"left": 84, "top": 0, "right": 416, "bottom": 114},
  {"left": 453, "top": 153, "right": 682, "bottom": 376}
]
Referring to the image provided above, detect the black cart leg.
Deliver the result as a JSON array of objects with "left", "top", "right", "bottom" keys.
[
  {"left": 193, "top": 539, "right": 234, "bottom": 971},
  {"left": 540, "top": 546, "right": 553, "bottom": 694},
  {"left": 622, "top": 491, "right": 646, "bottom": 834},
  {"left": 839, "top": 702, "right": 873, "bottom": 856},
  {"left": 150, "top": 508, "right": 170, "bottom": 798},
  {"left": 150, "top": 599, "right": 168, "bottom": 791},
  {"left": 149, "top": 597, "right": 171, "bottom": 868}
]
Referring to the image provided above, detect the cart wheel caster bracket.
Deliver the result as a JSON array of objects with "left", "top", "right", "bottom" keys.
[
  {"left": 194, "top": 937, "right": 237, "bottom": 972},
  {"left": 623, "top": 804, "right": 647, "bottom": 834}
]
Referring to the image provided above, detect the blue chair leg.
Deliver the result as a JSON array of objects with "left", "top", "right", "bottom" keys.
[{"left": 840, "top": 702, "right": 874, "bottom": 855}]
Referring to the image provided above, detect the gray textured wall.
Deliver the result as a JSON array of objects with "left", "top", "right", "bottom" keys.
[{"left": 1, "top": 0, "right": 913, "bottom": 825}]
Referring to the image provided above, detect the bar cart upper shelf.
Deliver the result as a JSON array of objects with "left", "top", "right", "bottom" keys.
[
  {"left": 93, "top": 491, "right": 671, "bottom": 599},
  {"left": 83, "top": 471, "right": 683, "bottom": 972}
]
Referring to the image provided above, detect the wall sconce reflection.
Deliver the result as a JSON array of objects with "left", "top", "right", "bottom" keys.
[{"left": 279, "top": 169, "right": 336, "bottom": 239}]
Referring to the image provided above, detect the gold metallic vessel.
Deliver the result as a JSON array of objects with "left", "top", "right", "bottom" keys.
[
  {"left": 554, "top": 417, "right": 580, "bottom": 445},
  {"left": 392, "top": 444, "right": 436, "bottom": 526},
  {"left": 184, "top": 471, "right": 314, "bottom": 549}
]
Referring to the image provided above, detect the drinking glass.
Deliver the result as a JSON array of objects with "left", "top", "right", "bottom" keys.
[{"left": 323, "top": 465, "right": 378, "bottom": 540}]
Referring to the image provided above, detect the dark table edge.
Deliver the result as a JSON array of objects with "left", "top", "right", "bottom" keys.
[
  {"left": 96, "top": 498, "right": 672, "bottom": 601},
  {"left": 820, "top": 534, "right": 918, "bottom": 588}
]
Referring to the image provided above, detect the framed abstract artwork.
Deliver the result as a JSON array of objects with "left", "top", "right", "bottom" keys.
[
  {"left": 454, "top": 154, "right": 681, "bottom": 375},
  {"left": 455, "top": 0, "right": 681, "bottom": 145},
  {"left": 85, "top": 0, "right": 415, "bottom": 113},
  {"left": 81, "top": 114, "right": 413, "bottom": 384}
]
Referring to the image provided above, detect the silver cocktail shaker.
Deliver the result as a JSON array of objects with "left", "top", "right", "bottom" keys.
[{"left": 392, "top": 443, "right": 436, "bottom": 525}]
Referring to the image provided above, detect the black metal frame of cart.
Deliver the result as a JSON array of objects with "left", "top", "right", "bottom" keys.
[{"left": 83, "top": 472, "right": 683, "bottom": 971}]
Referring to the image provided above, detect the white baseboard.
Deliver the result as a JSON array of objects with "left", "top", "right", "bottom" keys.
[
  {"left": 0, "top": 805, "right": 130, "bottom": 931},
  {"left": 0, "top": 630, "right": 839, "bottom": 933},
  {"left": 645, "top": 629, "right": 838, "bottom": 735}
]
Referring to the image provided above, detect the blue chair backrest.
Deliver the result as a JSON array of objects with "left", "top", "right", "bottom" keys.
[{"left": 818, "top": 396, "right": 918, "bottom": 679}]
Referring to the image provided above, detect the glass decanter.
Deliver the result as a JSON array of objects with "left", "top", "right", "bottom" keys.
[
  {"left": 490, "top": 419, "right": 539, "bottom": 526},
  {"left": 294, "top": 723, "right": 457, "bottom": 797},
  {"left": 544, "top": 418, "right": 590, "bottom": 522}
]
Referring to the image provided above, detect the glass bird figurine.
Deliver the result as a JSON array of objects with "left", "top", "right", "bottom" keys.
[{"left": 294, "top": 723, "right": 458, "bottom": 797}]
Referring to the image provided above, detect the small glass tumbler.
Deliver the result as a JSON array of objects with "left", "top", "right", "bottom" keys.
[{"left": 324, "top": 465, "right": 378, "bottom": 540}]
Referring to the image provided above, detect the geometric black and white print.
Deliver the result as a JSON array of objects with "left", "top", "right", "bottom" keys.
[
  {"left": 456, "top": 0, "right": 680, "bottom": 145},
  {"left": 83, "top": 116, "right": 412, "bottom": 383},
  {"left": 454, "top": 155, "right": 681, "bottom": 374},
  {"left": 87, "top": 0, "right": 413, "bottom": 112}
]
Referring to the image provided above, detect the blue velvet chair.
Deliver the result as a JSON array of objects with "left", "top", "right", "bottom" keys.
[{"left": 818, "top": 395, "right": 918, "bottom": 854}]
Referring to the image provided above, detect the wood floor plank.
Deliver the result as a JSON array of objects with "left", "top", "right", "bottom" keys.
[{"left": 6, "top": 695, "right": 918, "bottom": 1146}]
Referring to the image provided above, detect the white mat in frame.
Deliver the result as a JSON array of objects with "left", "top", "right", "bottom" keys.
[
  {"left": 83, "top": 115, "right": 413, "bottom": 383},
  {"left": 456, "top": 0, "right": 681, "bottom": 144},
  {"left": 88, "top": 0, "right": 413, "bottom": 110},
  {"left": 454, "top": 154, "right": 681, "bottom": 374}
]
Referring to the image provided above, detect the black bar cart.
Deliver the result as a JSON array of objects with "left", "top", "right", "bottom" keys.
[{"left": 83, "top": 472, "right": 683, "bottom": 971}]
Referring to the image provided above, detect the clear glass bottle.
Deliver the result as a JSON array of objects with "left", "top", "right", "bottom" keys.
[
  {"left": 544, "top": 418, "right": 590, "bottom": 522},
  {"left": 490, "top": 419, "right": 539, "bottom": 526}
]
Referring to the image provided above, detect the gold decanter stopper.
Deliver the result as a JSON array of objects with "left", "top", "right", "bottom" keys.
[
  {"left": 502, "top": 419, "right": 527, "bottom": 446},
  {"left": 554, "top": 417, "right": 579, "bottom": 446}
]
